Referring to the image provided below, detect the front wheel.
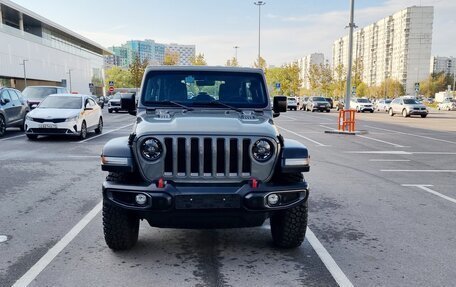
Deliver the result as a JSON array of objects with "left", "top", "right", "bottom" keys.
[
  {"left": 402, "top": 109, "right": 408, "bottom": 118},
  {"left": 270, "top": 172, "right": 308, "bottom": 248},
  {"left": 108, "top": 109, "right": 113, "bottom": 114},
  {"left": 0, "top": 115, "right": 6, "bottom": 137},
  {"left": 389, "top": 108, "right": 394, "bottom": 117},
  {"left": 95, "top": 117, "right": 103, "bottom": 134},
  {"left": 103, "top": 199, "right": 139, "bottom": 251},
  {"left": 26, "top": 134, "right": 38, "bottom": 140},
  {"left": 79, "top": 121, "right": 87, "bottom": 140},
  {"left": 421, "top": 114, "right": 427, "bottom": 118}
]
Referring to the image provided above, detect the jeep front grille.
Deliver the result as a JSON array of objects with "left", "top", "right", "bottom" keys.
[{"left": 163, "top": 136, "right": 252, "bottom": 179}]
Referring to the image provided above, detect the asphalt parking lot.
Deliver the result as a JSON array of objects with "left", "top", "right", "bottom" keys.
[{"left": 1, "top": 108, "right": 455, "bottom": 287}]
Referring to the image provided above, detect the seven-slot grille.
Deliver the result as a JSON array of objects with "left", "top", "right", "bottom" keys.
[{"left": 163, "top": 136, "right": 252, "bottom": 179}]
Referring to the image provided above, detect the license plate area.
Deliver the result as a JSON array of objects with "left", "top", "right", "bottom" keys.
[
  {"left": 175, "top": 194, "right": 240, "bottom": 209},
  {"left": 39, "top": 124, "right": 57, "bottom": 128}
]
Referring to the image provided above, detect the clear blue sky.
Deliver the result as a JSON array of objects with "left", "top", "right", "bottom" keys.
[{"left": 12, "top": 0, "right": 456, "bottom": 66}]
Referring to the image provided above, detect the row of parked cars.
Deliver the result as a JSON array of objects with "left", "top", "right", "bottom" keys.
[{"left": 0, "top": 85, "right": 132, "bottom": 139}]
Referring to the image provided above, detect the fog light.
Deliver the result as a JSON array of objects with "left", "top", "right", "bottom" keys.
[
  {"left": 267, "top": 194, "right": 280, "bottom": 206},
  {"left": 135, "top": 194, "right": 147, "bottom": 205}
]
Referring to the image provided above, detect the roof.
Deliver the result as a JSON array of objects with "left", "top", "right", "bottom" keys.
[
  {"left": 0, "top": 0, "right": 112, "bottom": 55},
  {"left": 145, "top": 65, "right": 265, "bottom": 74}
]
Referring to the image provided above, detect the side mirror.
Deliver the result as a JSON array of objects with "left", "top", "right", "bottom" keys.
[
  {"left": 121, "top": 93, "right": 136, "bottom": 116},
  {"left": 84, "top": 107, "right": 93, "bottom": 110},
  {"left": 273, "top": 96, "right": 287, "bottom": 115}
]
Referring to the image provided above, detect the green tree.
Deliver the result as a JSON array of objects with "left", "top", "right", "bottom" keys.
[
  {"left": 253, "top": 56, "right": 267, "bottom": 70},
  {"left": 225, "top": 57, "right": 239, "bottom": 67},
  {"left": 371, "top": 78, "right": 405, "bottom": 99},
  {"left": 265, "top": 62, "right": 301, "bottom": 96},
  {"left": 190, "top": 53, "right": 207, "bottom": 65},
  {"left": 163, "top": 51, "right": 180, "bottom": 66},
  {"left": 129, "top": 56, "right": 148, "bottom": 88},
  {"left": 419, "top": 72, "right": 451, "bottom": 97},
  {"left": 307, "top": 63, "right": 333, "bottom": 96},
  {"left": 331, "top": 64, "right": 346, "bottom": 99},
  {"left": 356, "top": 82, "right": 368, "bottom": 97},
  {"left": 104, "top": 66, "right": 133, "bottom": 90}
]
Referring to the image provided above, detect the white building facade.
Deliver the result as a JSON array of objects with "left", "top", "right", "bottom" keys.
[
  {"left": 297, "top": 53, "right": 325, "bottom": 89},
  {"left": 333, "top": 6, "right": 434, "bottom": 95},
  {"left": 0, "top": 0, "right": 111, "bottom": 93},
  {"left": 430, "top": 56, "right": 455, "bottom": 75},
  {"left": 165, "top": 43, "right": 196, "bottom": 66}
]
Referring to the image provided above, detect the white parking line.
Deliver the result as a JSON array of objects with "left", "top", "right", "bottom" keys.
[
  {"left": 402, "top": 184, "right": 456, "bottom": 205},
  {"left": 262, "top": 225, "right": 354, "bottom": 287},
  {"left": 280, "top": 115, "right": 297, "bottom": 120},
  {"left": 357, "top": 135, "right": 407, "bottom": 148},
  {"left": 277, "top": 125, "right": 330, "bottom": 147},
  {"left": 0, "top": 134, "right": 25, "bottom": 141},
  {"left": 12, "top": 201, "right": 102, "bottom": 287},
  {"left": 78, "top": 123, "right": 133, "bottom": 143},
  {"left": 369, "top": 159, "right": 411, "bottom": 162},
  {"left": 382, "top": 169, "right": 456, "bottom": 173},
  {"left": 366, "top": 125, "right": 456, "bottom": 145},
  {"left": 346, "top": 151, "right": 456, "bottom": 155}
]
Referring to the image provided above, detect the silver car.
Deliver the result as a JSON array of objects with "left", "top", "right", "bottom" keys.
[
  {"left": 374, "top": 99, "right": 392, "bottom": 112},
  {"left": 388, "top": 97, "right": 428, "bottom": 118},
  {"left": 437, "top": 98, "right": 456, "bottom": 111}
]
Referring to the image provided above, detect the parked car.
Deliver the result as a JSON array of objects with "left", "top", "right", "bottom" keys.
[
  {"left": 287, "top": 96, "right": 298, "bottom": 111},
  {"left": 21, "top": 86, "right": 68, "bottom": 109},
  {"left": 300, "top": 96, "right": 309, "bottom": 110},
  {"left": 108, "top": 92, "right": 135, "bottom": 113},
  {"left": 305, "top": 96, "right": 330, "bottom": 112},
  {"left": 437, "top": 98, "right": 456, "bottom": 111},
  {"left": 0, "top": 87, "right": 30, "bottom": 137},
  {"left": 25, "top": 94, "right": 103, "bottom": 140},
  {"left": 374, "top": 99, "right": 392, "bottom": 112},
  {"left": 351, "top": 98, "right": 374, "bottom": 113},
  {"left": 388, "top": 97, "right": 428, "bottom": 118},
  {"left": 324, "top": 97, "right": 334, "bottom": 109}
]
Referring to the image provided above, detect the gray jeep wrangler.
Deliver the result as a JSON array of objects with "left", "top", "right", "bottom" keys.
[{"left": 101, "top": 66, "right": 310, "bottom": 250}]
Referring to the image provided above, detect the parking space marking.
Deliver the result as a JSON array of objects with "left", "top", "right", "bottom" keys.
[
  {"left": 345, "top": 151, "right": 411, "bottom": 155},
  {"left": 402, "top": 184, "right": 456, "bottom": 205},
  {"left": 369, "top": 159, "right": 411, "bottom": 162},
  {"left": 277, "top": 125, "right": 330, "bottom": 147},
  {"left": 382, "top": 170, "right": 456, "bottom": 173},
  {"left": 366, "top": 125, "right": 456, "bottom": 145},
  {"left": 357, "top": 135, "right": 407, "bottom": 148},
  {"left": 280, "top": 115, "right": 298, "bottom": 120},
  {"left": 0, "top": 134, "right": 25, "bottom": 141},
  {"left": 12, "top": 201, "right": 102, "bottom": 287},
  {"left": 262, "top": 225, "right": 353, "bottom": 287},
  {"left": 78, "top": 123, "right": 133, "bottom": 143}
]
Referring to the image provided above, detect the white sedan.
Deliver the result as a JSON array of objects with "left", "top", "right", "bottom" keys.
[
  {"left": 437, "top": 98, "right": 456, "bottom": 111},
  {"left": 25, "top": 94, "right": 103, "bottom": 140},
  {"left": 374, "top": 99, "right": 392, "bottom": 112}
]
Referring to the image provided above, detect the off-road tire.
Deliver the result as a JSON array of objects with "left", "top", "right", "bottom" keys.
[
  {"left": 103, "top": 172, "right": 140, "bottom": 250},
  {"left": 270, "top": 172, "right": 308, "bottom": 248}
]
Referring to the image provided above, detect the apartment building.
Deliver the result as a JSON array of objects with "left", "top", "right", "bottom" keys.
[
  {"left": 430, "top": 56, "right": 456, "bottom": 75},
  {"left": 297, "top": 53, "right": 325, "bottom": 89}
]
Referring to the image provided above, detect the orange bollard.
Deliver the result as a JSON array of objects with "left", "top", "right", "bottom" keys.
[{"left": 338, "top": 110, "right": 356, "bottom": 132}]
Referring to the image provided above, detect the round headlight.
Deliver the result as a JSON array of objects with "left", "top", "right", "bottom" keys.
[
  {"left": 140, "top": 138, "right": 163, "bottom": 161},
  {"left": 252, "top": 139, "right": 274, "bottom": 162}
]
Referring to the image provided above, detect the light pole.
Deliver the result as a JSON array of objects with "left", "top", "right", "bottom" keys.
[
  {"left": 344, "top": 0, "right": 356, "bottom": 110},
  {"left": 254, "top": 1, "right": 266, "bottom": 66},
  {"left": 20, "top": 59, "right": 28, "bottom": 88},
  {"left": 67, "top": 69, "right": 72, "bottom": 92},
  {"left": 233, "top": 46, "right": 239, "bottom": 61}
]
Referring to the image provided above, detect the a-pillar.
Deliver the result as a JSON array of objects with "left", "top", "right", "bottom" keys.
[{"left": 19, "top": 12, "right": 24, "bottom": 32}]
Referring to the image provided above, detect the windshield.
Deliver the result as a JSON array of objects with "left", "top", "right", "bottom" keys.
[
  {"left": 403, "top": 99, "right": 419, "bottom": 104},
  {"left": 38, "top": 96, "right": 82, "bottom": 109},
  {"left": 141, "top": 71, "right": 268, "bottom": 109},
  {"left": 112, "top": 93, "right": 131, "bottom": 100},
  {"left": 357, "top": 98, "right": 370, "bottom": 103},
  {"left": 385, "top": 100, "right": 392, "bottom": 104},
  {"left": 311, "top": 97, "right": 326, "bottom": 101},
  {"left": 22, "top": 87, "right": 58, "bottom": 99}
]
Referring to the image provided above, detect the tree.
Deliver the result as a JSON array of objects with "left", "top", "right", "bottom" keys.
[
  {"left": 419, "top": 72, "right": 451, "bottom": 97},
  {"left": 370, "top": 78, "right": 404, "bottom": 99},
  {"left": 163, "top": 51, "right": 180, "bottom": 66},
  {"left": 104, "top": 66, "right": 133, "bottom": 90},
  {"left": 129, "top": 56, "right": 148, "bottom": 88},
  {"left": 356, "top": 82, "right": 368, "bottom": 97},
  {"left": 226, "top": 57, "right": 239, "bottom": 67},
  {"left": 331, "top": 64, "right": 346, "bottom": 99},
  {"left": 352, "top": 57, "right": 364, "bottom": 88},
  {"left": 307, "top": 63, "right": 333, "bottom": 96},
  {"left": 190, "top": 53, "right": 207, "bottom": 65},
  {"left": 265, "top": 62, "right": 301, "bottom": 96},
  {"left": 253, "top": 56, "right": 267, "bottom": 70}
]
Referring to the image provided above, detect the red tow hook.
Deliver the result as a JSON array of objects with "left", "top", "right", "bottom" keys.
[
  {"left": 251, "top": 178, "right": 259, "bottom": 189},
  {"left": 156, "top": 178, "right": 165, "bottom": 188}
]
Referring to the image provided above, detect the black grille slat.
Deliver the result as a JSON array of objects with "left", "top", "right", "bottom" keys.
[
  {"left": 32, "top": 118, "right": 66, "bottom": 123},
  {"left": 161, "top": 136, "right": 253, "bottom": 179}
]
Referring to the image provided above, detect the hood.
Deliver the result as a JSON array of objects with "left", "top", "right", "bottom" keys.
[
  {"left": 29, "top": 108, "right": 80, "bottom": 119},
  {"left": 405, "top": 103, "right": 426, "bottom": 108},
  {"left": 134, "top": 110, "right": 278, "bottom": 137}
]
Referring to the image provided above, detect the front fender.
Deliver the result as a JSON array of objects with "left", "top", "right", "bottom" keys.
[
  {"left": 101, "top": 136, "right": 135, "bottom": 172},
  {"left": 279, "top": 138, "right": 310, "bottom": 173}
]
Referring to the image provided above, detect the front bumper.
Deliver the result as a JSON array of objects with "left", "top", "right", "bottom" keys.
[
  {"left": 358, "top": 106, "right": 374, "bottom": 111},
  {"left": 25, "top": 120, "right": 81, "bottom": 136},
  {"left": 103, "top": 180, "right": 309, "bottom": 227},
  {"left": 408, "top": 109, "right": 428, "bottom": 115}
]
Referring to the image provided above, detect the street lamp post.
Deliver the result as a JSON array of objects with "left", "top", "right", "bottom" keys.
[
  {"left": 234, "top": 46, "right": 239, "bottom": 61},
  {"left": 20, "top": 59, "right": 28, "bottom": 88},
  {"left": 254, "top": 1, "right": 266, "bottom": 66},
  {"left": 67, "top": 69, "right": 72, "bottom": 92},
  {"left": 344, "top": 0, "right": 356, "bottom": 110}
]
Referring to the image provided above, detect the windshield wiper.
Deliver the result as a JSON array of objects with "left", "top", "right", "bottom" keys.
[
  {"left": 146, "top": 100, "right": 193, "bottom": 111},
  {"left": 202, "top": 100, "right": 243, "bottom": 113}
]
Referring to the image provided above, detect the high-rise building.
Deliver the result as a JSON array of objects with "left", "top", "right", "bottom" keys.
[
  {"left": 165, "top": 43, "right": 196, "bottom": 66},
  {"left": 430, "top": 56, "right": 456, "bottom": 75},
  {"left": 108, "top": 40, "right": 196, "bottom": 68},
  {"left": 333, "top": 6, "right": 434, "bottom": 95},
  {"left": 297, "top": 53, "right": 325, "bottom": 89}
]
